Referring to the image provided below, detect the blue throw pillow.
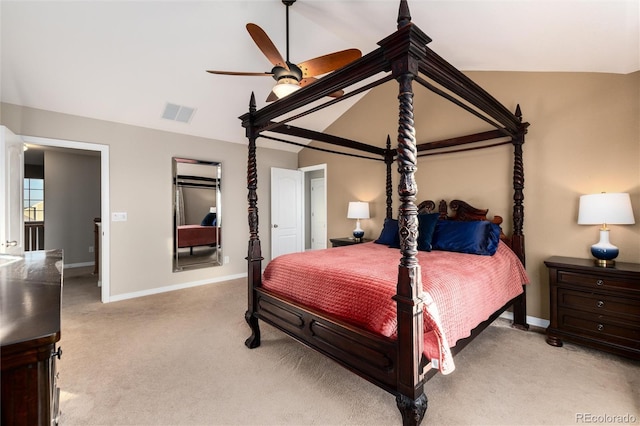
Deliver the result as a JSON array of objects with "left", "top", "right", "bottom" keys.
[
  {"left": 432, "top": 220, "right": 500, "bottom": 256},
  {"left": 486, "top": 223, "right": 501, "bottom": 255},
  {"left": 375, "top": 218, "right": 399, "bottom": 246},
  {"left": 201, "top": 212, "right": 217, "bottom": 226},
  {"left": 417, "top": 213, "right": 440, "bottom": 251},
  {"left": 375, "top": 214, "right": 439, "bottom": 250}
]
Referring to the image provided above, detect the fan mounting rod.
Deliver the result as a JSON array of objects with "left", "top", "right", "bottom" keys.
[{"left": 282, "top": 0, "right": 296, "bottom": 63}]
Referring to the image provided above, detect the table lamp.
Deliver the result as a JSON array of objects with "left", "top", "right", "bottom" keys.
[
  {"left": 578, "top": 192, "right": 635, "bottom": 267},
  {"left": 347, "top": 201, "right": 370, "bottom": 242}
]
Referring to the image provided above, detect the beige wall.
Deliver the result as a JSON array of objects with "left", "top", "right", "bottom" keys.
[
  {"left": 299, "top": 71, "right": 640, "bottom": 320},
  {"left": 1, "top": 102, "right": 297, "bottom": 299}
]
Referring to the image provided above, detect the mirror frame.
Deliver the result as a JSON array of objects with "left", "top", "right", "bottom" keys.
[{"left": 172, "top": 157, "right": 222, "bottom": 272}]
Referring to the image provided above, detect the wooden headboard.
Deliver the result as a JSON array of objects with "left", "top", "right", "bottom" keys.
[{"left": 417, "top": 199, "right": 510, "bottom": 245}]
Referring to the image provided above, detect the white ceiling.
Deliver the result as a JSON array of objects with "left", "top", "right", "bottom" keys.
[{"left": 2, "top": 0, "right": 638, "bottom": 152}]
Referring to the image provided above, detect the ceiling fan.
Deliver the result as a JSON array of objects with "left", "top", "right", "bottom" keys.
[{"left": 206, "top": 0, "right": 361, "bottom": 102}]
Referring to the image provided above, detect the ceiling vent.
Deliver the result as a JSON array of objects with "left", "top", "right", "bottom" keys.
[{"left": 162, "top": 103, "right": 195, "bottom": 123}]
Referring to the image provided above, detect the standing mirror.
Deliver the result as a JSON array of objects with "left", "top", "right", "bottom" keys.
[{"left": 173, "top": 157, "right": 221, "bottom": 271}]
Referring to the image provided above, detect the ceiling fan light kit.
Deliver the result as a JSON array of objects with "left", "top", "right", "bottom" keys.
[
  {"left": 206, "top": 0, "right": 361, "bottom": 102},
  {"left": 273, "top": 79, "right": 302, "bottom": 99}
]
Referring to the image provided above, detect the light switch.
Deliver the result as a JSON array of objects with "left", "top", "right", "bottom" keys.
[{"left": 112, "top": 212, "right": 127, "bottom": 222}]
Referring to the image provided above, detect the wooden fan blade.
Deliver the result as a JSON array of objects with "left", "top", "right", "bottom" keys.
[
  {"left": 246, "top": 23, "right": 289, "bottom": 70},
  {"left": 206, "top": 70, "right": 273, "bottom": 76},
  {"left": 297, "top": 48, "right": 361, "bottom": 78},
  {"left": 300, "top": 77, "right": 344, "bottom": 98}
]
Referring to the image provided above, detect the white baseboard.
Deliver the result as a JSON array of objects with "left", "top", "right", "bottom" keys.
[
  {"left": 107, "top": 272, "right": 247, "bottom": 303},
  {"left": 499, "top": 311, "right": 550, "bottom": 328},
  {"left": 65, "top": 261, "right": 94, "bottom": 269}
]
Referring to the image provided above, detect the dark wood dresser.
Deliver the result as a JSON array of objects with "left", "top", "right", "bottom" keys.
[
  {"left": 1, "top": 250, "right": 63, "bottom": 426},
  {"left": 329, "top": 237, "right": 373, "bottom": 247},
  {"left": 544, "top": 256, "right": 640, "bottom": 359}
]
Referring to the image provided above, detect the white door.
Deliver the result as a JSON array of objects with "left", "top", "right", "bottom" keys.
[
  {"left": 271, "top": 167, "right": 303, "bottom": 260},
  {"left": 310, "top": 177, "right": 326, "bottom": 250},
  {"left": 0, "top": 126, "right": 25, "bottom": 255}
]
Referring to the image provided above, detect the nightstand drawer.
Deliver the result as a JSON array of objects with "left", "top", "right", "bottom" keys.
[
  {"left": 558, "top": 307, "right": 640, "bottom": 344},
  {"left": 557, "top": 270, "right": 639, "bottom": 294},
  {"left": 546, "top": 257, "right": 640, "bottom": 359},
  {"left": 558, "top": 288, "right": 640, "bottom": 321}
]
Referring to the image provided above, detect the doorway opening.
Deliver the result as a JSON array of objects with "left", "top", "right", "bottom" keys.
[
  {"left": 300, "top": 164, "right": 327, "bottom": 251},
  {"left": 270, "top": 164, "right": 327, "bottom": 260},
  {"left": 22, "top": 135, "right": 110, "bottom": 303}
]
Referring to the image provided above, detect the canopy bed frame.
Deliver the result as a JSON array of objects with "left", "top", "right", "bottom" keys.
[{"left": 240, "top": 1, "right": 530, "bottom": 424}]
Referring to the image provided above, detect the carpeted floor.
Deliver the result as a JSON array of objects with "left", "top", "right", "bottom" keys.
[{"left": 58, "top": 269, "right": 639, "bottom": 425}]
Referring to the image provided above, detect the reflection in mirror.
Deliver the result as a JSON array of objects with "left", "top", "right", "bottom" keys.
[{"left": 173, "top": 157, "right": 221, "bottom": 272}]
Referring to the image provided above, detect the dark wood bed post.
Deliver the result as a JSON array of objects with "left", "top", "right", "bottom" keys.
[
  {"left": 383, "top": 1, "right": 430, "bottom": 424},
  {"left": 385, "top": 135, "right": 394, "bottom": 220},
  {"left": 245, "top": 92, "right": 263, "bottom": 348},
  {"left": 511, "top": 104, "right": 529, "bottom": 330}
]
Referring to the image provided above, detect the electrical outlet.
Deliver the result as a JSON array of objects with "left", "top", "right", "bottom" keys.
[
  {"left": 224, "top": 256, "right": 230, "bottom": 264},
  {"left": 89, "top": 246, "right": 94, "bottom": 253}
]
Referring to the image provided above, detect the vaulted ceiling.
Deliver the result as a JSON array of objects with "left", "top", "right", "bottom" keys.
[{"left": 2, "top": 1, "right": 638, "bottom": 152}]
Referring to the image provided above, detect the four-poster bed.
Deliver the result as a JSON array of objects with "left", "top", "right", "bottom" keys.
[{"left": 240, "top": 1, "right": 530, "bottom": 424}]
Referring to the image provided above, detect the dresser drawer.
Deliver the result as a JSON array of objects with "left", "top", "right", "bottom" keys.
[
  {"left": 557, "top": 270, "right": 640, "bottom": 294},
  {"left": 558, "top": 288, "right": 640, "bottom": 321},
  {"left": 558, "top": 307, "right": 640, "bottom": 345}
]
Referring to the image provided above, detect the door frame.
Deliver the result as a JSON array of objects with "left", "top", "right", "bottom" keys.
[
  {"left": 299, "top": 164, "right": 327, "bottom": 250},
  {"left": 22, "top": 135, "right": 111, "bottom": 303},
  {"left": 309, "top": 177, "right": 325, "bottom": 250}
]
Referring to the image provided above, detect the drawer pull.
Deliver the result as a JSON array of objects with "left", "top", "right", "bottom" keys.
[
  {"left": 595, "top": 279, "right": 604, "bottom": 286},
  {"left": 597, "top": 324, "right": 604, "bottom": 331},
  {"left": 51, "top": 347, "right": 62, "bottom": 360},
  {"left": 596, "top": 300, "right": 605, "bottom": 308}
]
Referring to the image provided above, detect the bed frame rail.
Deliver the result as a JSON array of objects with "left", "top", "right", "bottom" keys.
[{"left": 256, "top": 288, "right": 399, "bottom": 392}]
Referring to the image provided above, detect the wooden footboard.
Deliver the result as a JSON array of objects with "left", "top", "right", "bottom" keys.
[
  {"left": 177, "top": 225, "right": 219, "bottom": 248},
  {"left": 253, "top": 284, "right": 526, "bottom": 392},
  {"left": 256, "top": 288, "right": 400, "bottom": 392}
]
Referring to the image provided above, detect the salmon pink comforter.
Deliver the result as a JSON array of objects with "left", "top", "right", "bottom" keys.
[{"left": 262, "top": 241, "right": 529, "bottom": 374}]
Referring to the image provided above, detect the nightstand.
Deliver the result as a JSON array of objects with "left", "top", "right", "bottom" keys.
[
  {"left": 544, "top": 256, "right": 640, "bottom": 359},
  {"left": 329, "top": 237, "right": 373, "bottom": 247}
]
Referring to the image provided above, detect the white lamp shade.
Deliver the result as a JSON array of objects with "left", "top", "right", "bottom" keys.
[
  {"left": 347, "top": 201, "right": 370, "bottom": 219},
  {"left": 578, "top": 193, "right": 635, "bottom": 225}
]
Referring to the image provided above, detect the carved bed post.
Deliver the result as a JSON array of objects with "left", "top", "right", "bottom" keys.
[
  {"left": 380, "top": 1, "right": 430, "bottom": 424},
  {"left": 245, "top": 92, "right": 263, "bottom": 348},
  {"left": 385, "top": 135, "right": 394, "bottom": 220},
  {"left": 394, "top": 71, "right": 427, "bottom": 425},
  {"left": 511, "top": 104, "right": 525, "bottom": 265},
  {"left": 511, "top": 104, "right": 529, "bottom": 330}
]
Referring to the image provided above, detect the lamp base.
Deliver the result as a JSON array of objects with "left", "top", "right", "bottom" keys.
[
  {"left": 590, "top": 229, "right": 619, "bottom": 268},
  {"left": 353, "top": 218, "right": 365, "bottom": 242},
  {"left": 593, "top": 258, "right": 616, "bottom": 268}
]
